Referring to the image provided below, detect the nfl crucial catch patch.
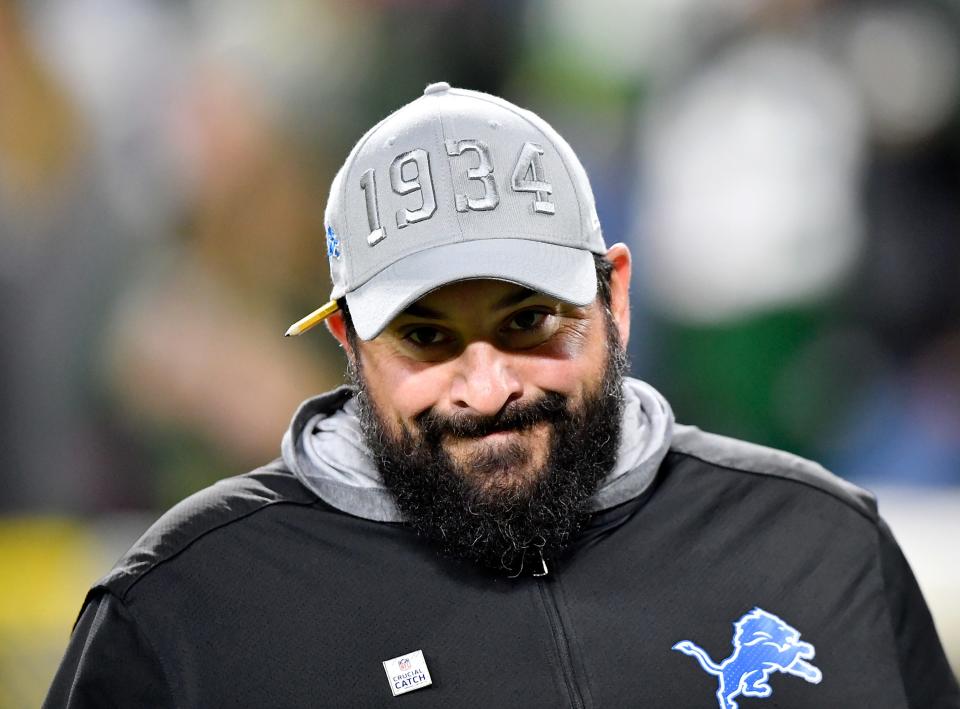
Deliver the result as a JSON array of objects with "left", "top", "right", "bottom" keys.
[
  {"left": 382, "top": 649, "right": 432, "bottom": 696},
  {"left": 673, "top": 608, "right": 822, "bottom": 709}
]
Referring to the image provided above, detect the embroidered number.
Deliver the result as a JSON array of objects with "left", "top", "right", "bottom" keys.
[
  {"left": 390, "top": 149, "right": 437, "bottom": 229},
  {"left": 511, "top": 142, "right": 555, "bottom": 215},
  {"left": 445, "top": 139, "right": 499, "bottom": 212},
  {"left": 359, "top": 140, "right": 557, "bottom": 247},
  {"left": 359, "top": 168, "right": 386, "bottom": 246}
]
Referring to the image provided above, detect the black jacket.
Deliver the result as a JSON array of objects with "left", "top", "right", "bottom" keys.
[{"left": 45, "top": 423, "right": 959, "bottom": 708}]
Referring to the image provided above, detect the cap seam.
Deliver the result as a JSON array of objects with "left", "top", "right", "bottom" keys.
[{"left": 434, "top": 95, "right": 466, "bottom": 243}]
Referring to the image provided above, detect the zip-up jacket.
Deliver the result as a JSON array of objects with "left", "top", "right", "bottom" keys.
[{"left": 45, "top": 384, "right": 960, "bottom": 708}]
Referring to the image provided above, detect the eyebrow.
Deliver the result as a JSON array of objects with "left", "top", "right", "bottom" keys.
[
  {"left": 402, "top": 302, "right": 446, "bottom": 319},
  {"left": 399, "top": 287, "right": 539, "bottom": 320},
  {"left": 493, "top": 287, "right": 537, "bottom": 310}
]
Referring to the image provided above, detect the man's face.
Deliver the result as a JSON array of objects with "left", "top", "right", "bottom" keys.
[{"left": 331, "top": 248, "right": 633, "bottom": 573}]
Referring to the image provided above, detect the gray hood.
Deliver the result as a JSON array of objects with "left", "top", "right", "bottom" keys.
[{"left": 281, "top": 377, "right": 674, "bottom": 522}]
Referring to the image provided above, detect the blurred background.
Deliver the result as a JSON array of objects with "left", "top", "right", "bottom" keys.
[{"left": 1, "top": 0, "right": 959, "bottom": 704}]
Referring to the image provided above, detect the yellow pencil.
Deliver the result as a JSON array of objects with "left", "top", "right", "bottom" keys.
[{"left": 284, "top": 300, "right": 339, "bottom": 337}]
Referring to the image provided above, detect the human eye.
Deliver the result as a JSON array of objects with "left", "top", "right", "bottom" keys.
[
  {"left": 504, "top": 309, "right": 549, "bottom": 332},
  {"left": 500, "top": 308, "right": 559, "bottom": 348},
  {"left": 404, "top": 325, "right": 451, "bottom": 347}
]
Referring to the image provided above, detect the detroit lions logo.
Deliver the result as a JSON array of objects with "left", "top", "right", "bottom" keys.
[
  {"left": 326, "top": 225, "right": 341, "bottom": 260},
  {"left": 673, "top": 608, "right": 822, "bottom": 709}
]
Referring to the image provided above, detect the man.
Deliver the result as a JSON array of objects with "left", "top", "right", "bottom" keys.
[{"left": 47, "top": 83, "right": 958, "bottom": 708}]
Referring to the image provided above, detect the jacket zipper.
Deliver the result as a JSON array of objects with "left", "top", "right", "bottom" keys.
[{"left": 537, "top": 578, "right": 587, "bottom": 709}]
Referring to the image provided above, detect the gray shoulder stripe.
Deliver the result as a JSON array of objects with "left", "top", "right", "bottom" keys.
[
  {"left": 96, "top": 462, "right": 317, "bottom": 600},
  {"left": 670, "top": 424, "right": 877, "bottom": 520}
]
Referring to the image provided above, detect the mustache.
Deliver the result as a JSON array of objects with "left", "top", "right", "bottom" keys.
[{"left": 415, "top": 392, "right": 568, "bottom": 440}]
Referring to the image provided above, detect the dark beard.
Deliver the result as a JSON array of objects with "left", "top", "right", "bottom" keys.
[{"left": 351, "top": 313, "right": 628, "bottom": 576}]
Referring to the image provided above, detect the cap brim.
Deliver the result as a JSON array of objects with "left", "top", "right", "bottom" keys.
[{"left": 346, "top": 239, "right": 598, "bottom": 340}]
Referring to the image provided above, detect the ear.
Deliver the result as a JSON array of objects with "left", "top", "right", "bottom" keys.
[
  {"left": 604, "top": 243, "right": 632, "bottom": 347},
  {"left": 325, "top": 310, "right": 354, "bottom": 357}
]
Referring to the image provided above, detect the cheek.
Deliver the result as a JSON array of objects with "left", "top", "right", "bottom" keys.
[
  {"left": 360, "top": 350, "right": 446, "bottom": 423},
  {"left": 518, "top": 356, "right": 601, "bottom": 400},
  {"left": 520, "top": 318, "right": 608, "bottom": 398}
]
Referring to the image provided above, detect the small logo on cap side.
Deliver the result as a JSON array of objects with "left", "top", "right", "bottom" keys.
[{"left": 326, "top": 225, "right": 341, "bottom": 260}]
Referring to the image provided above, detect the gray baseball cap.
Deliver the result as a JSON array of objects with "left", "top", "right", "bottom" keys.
[{"left": 286, "top": 82, "right": 607, "bottom": 340}]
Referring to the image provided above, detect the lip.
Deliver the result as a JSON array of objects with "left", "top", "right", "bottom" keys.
[
  {"left": 482, "top": 430, "right": 516, "bottom": 439},
  {"left": 445, "top": 429, "right": 521, "bottom": 445}
]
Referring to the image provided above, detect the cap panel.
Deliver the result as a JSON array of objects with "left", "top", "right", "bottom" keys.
[
  {"left": 325, "top": 105, "right": 406, "bottom": 299},
  {"left": 338, "top": 100, "right": 463, "bottom": 290},
  {"left": 439, "top": 95, "right": 584, "bottom": 251},
  {"left": 447, "top": 88, "right": 605, "bottom": 253}
]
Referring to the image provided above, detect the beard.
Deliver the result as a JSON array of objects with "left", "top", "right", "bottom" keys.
[{"left": 351, "top": 312, "right": 628, "bottom": 576}]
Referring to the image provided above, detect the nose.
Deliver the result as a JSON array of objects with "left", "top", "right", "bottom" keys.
[{"left": 449, "top": 342, "right": 523, "bottom": 416}]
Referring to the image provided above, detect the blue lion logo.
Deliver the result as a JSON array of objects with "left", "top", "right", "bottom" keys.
[
  {"left": 673, "top": 607, "right": 822, "bottom": 709},
  {"left": 326, "top": 226, "right": 341, "bottom": 260}
]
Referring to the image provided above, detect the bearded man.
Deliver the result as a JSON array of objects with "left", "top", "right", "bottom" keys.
[{"left": 46, "top": 83, "right": 958, "bottom": 708}]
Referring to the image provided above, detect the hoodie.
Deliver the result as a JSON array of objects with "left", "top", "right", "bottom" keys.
[{"left": 280, "top": 376, "right": 675, "bottom": 523}]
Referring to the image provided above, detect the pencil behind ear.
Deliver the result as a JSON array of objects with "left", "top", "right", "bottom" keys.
[{"left": 285, "top": 301, "right": 339, "bottom": 337}]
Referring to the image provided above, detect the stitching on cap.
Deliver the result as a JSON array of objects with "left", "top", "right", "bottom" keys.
[{"left": 434, "top": 97, "right": 466, "bottom": 243}]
